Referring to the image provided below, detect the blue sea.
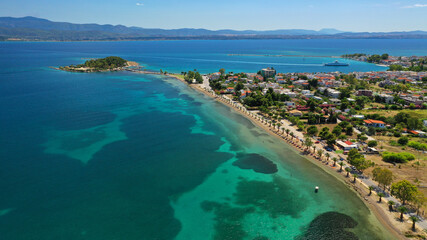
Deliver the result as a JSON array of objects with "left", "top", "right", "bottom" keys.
[{"left": 1, "top": 39, "right": 425, "bottom": 240}]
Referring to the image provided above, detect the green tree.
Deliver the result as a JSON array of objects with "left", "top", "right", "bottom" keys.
[
  {"left": 391, "top": 180, "right": 418, "bottom": 205},
  {"left": 234, "top": 82, "right": 244, "bottom": 92},
  {"left": 368, "top": 140, "right": 378, "bottom": 148},
  {"left": 332, "top": 157, "right": 338, "bottom": 167},
  {"left": 353, "top": 173, "right": 358, "bottom": 183},
  {"left": 372, "top": 167, "right": 393, "bottom": 191},
  {"left": 378, "top": 192, "right": 384, "bottom": 203},
  {"left": 382, "top": 152, "right": 415, "bottom": 163},
  {"left": 338, "top": 161, "right": 344, "bottom": 172},
  {"left": 397, "top": 206, "right": 407, "bottom": 221},
  {"left": 348, "top": 148, "right": 362, "bottom": 162},
  {"left": 368, "top": 186, "right": 374, "bottom": 196},
  {"left": 297, "top": 122, "right": 305, "bottom": 131},
  {"left": 413, "top": 191, "right": 426, "bottom": 215},
  {"left": 409, "top": 216, "right": 418, "bottom": 231},
  {"left": 345, "top": 126, "right": 353, "bottom": 136},
  {"left": 388, "top": 200, "right": 394, "bottom": 212},
  {"left": 398, "top": 136, "right": 409, "bottom": 146},
  {"left": 194, "top": 72, "right": 203, "bottom": 83},
  {"left": 305, "top": 137, "right": 313, "bottom": 152},
  {"left": 219, "top": 68, "right": 225, "bottom": 75},
  {"left": 306, "top": 125, "right": 318, "bottom": 136},
  {"left": 317, "top": 149, "right": 324, "bottom": 160},
  {"left": 332, "top": 126, "right": 343, "bottom": 137},
  {"left": 345, "top": 167, "right": 351, "bottom": 177}
]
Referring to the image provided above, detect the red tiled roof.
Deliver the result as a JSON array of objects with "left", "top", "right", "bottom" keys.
[{"left": 364, "top": 119, "right": 385, "bottom": 124}]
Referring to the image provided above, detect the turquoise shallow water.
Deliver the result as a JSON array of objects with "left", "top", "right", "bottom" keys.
[{"left": 0, "top": 40, "right": 416, "bottom": 239}]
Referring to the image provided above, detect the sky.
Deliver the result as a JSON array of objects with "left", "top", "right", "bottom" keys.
[{"left": 1, "top": 0, "right": 427, "bottom": 32}]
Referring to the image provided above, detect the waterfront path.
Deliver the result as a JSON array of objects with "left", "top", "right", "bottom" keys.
[{"left": 190, "top": 82, "right": 426, "bottom": 233}]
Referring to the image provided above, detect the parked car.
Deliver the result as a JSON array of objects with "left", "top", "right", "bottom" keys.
[{"left": 325, "top": 147, "right": 333, "bottom": 152}]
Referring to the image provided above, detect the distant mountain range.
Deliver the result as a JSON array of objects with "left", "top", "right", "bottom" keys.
[{"left": 1, "top": 16, "right": 427, "bottom": 41}]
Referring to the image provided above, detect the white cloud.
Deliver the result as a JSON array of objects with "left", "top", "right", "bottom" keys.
[
  {"left": 136, "top": 2, "right": 144, "bottom": 6},
  {"left": 403, "top": 3, "right": 427, "bottom": 8}
]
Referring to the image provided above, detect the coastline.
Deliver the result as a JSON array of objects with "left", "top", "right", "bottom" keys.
[{"left": 164, "top": 72, "right": 406, "bottom": 239}]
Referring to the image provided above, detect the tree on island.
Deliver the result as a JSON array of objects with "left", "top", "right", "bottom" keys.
[{"left": 84, "top": 56, "right": 127, "bottom": 70}]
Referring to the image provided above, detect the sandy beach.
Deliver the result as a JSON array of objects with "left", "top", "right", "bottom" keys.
[{"left": 164, "top": 73, "right": 411, "bottom": 239}]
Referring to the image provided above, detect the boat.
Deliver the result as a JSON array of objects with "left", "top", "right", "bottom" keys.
[{"left": 324, "top": 60, "right": 349, "bottom": 66}]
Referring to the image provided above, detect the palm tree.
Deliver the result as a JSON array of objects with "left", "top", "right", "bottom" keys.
[
  {"left": 285, "top": 129, "right": 290, "bottom": 137},
  {"left": 305, "top": 137, "right": 313, "bottom": 152},
  {"left": 290, "top": 132, "right": 294, "bottom": 142},
  {"left": 325, "top": 153, "right": 331, "bottom": 162},
  {"left": 378, "top": 192, "right": 385, "bottom": 203},
  {"left": 409, "top": 216, "right": 418, "bottom": 231},
  {"left": 317, "top": 149, "right": 324, "bottom": 160},
  {"left": 368, "top": 186, "right": 374, "bottom": 196},
  {"left": 312, "top": 145, "right": 316, "bottom": 154},
  {"left": 388, "top": 200, "right": 394, "bottom": 212},
  {"left": 339, "top": 162, "right": 344, "bottom": 172},
  {"left": 353, "top": 173, "right": 358, "bottom": 183},
  {"left": 332, "top": 157, "right": 337, "bottom": 167},
  {"left": 345, "top": 167, "right": 351, "bottom": 177},
  {"left": 398, "top": 206, "right": 407, "bottom": 221}
]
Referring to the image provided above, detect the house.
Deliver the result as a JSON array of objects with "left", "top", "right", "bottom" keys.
[
  {"left": 210, "top": 72, "right": 221, "bottom": 80},
  {"left": 409, "top": 130, "right": 426, "bottom": 137},
  {"left": 285, "top": 92, "right": 297, "bottom": 98},
  {"left": 356, "top": 90, "right": 373, "bottom": 97},
  {"left": 277, "top": 79, "right": 286, "bottom": 84},
  {"left": 352, "top": 115, "right": 365, "bottom": 119},
  {"left": 338, "top": 115, "right": 349, "bottom": 121},
  {"left": 337, "top": 140, "right": 358, "bottom": 150},
  {"left": 226, "top": 87, "right": 234, "bottom": 93},
  {"left": 284, "top": 101, "right": 295, "bottom": 107},
  {"left": 326, "top": 88, "right": 341, "bottom": 98},
  {"left": 240, "top": 90, "right": 251, "bottom": 99},
  {"left": 364, "top": 119, "right": 386, "bottom": 128},
  {"left": 330, "top": 98, "right": 341, "bottom": 104},
  {"left": 377, "top": 94, "right": 394, "bottom": 104},
  {"left": 294, "top": 80, "right": 308, "bottom": 86},
  {"left": 261, "top": 68, "right": 276, "bottom": 78},
  {"left": 289, "top": 110, "right": 303, "bottom": 117}
]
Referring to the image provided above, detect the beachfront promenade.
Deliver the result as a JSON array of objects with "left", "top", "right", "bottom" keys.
[{"left": 193, "top": 79, "right": 427, "bottom": 234}]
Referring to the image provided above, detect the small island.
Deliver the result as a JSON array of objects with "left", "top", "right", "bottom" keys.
[{"left": 57, "top": 56, "right": 139, "bottom": 72}]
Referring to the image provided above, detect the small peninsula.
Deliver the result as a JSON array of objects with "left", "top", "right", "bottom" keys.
[{"left": 58, "top": 56, "right": 139, "bottom": 72}]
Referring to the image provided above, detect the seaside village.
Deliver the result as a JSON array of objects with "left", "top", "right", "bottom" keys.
[{"left": 184, "top": 64, "right": 427, "bottom": 234}]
